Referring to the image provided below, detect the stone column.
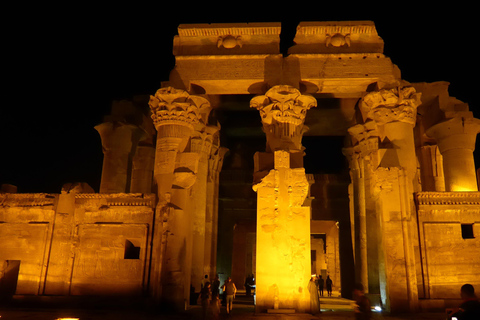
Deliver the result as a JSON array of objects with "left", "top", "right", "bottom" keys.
[
  {"left": 95, "top": 122, "right": 143, "bottom": 193},
  {"left": 189, "top": 128, "right": 213, "bottom": 293},
  {"left": 360, "top": 86, "right": 421, "bottom": 191},
  {"left": 204, "top": 132, "right": 228, "bottom": 280},
  {"left": 130, "top": 145, "right": 155, "bottom": 193},
  {"left": 426, "top": 116, "right": 480, "bottom": 191},
  {"left": 357, "top": 86, "right": 422, "bottom": 312},
  {"left": 251, "top": 85, "right": 316, "bottom": 313},
  {"left": 416, "top": 145, "right": 445, "bottom": 191},
  {"left": 345, "top": 125, "right": 369, "bottom": 293},
  {"left": 148, "top": 87, "right": 211, "bottom": 308}
]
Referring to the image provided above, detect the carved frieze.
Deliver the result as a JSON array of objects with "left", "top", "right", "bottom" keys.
[
  {"left": 0, "top": 193, "right": 55, "bottom": 207},
  {"left": 75, "top": 193, "right": 156, "bottom": 207},
  {"left": 416, "top": 191, "right": 480, "bottom": 206},
  {"left": 360, "top": 86, "right": 421, "bottom": 125}
]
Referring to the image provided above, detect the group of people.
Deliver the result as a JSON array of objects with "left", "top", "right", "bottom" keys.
[
  {"left": 313, "top": 274, "right": 334, "bottom": 297},
  {"left": 199, "top": 274, "right": 237, "bottom": 319},
  {"left": 308, "top": 274, "right": 334, "bottom": 314}
]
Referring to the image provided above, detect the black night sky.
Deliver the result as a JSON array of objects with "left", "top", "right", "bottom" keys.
[{"left": 2, "top": 5, "right": 479, "bottom": 193}]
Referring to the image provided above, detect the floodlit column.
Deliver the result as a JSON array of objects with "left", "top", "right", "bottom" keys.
[
  {"left": 130, "top": 145, "right": 155, "bottom": 193},
  {"left": 426, "top": 117, "right": 480, "bottom": 191},
  {"left": 189, "top": 130, "right": 212, "bottom": 293},
  {"left": 95, "top": 122, "right": 143, "bottom": 193},
  {"left": 345, "top": 125, "right": 369, "bottom": 293},
  {"left": 360, "top": 87, "right": 422, "bottom": 191},
  {"left": 359, "top": 87, "right": 422, "bottom": 312},
  {"left": 148, "top": 87, "right": 211, "bottom": 308},
  {"left": 204, "top": 137, "right": 228, "bottom": 279},
  {"left": 251, "top": 85, "right": 316, "bottom": 313}
]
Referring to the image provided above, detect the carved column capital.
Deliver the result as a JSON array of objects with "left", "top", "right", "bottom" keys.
[
  {"left": 359, "top": 86, "right": 421, "bottom": 126},
  {"left": 250, "top": 85, "right": 317, "bottom": 152},
  {"left": 149, "top": 87, "right": 212, "bottom": 152},
  {"left": 149, "top": 86, "right": 211, "bottom": 130}
]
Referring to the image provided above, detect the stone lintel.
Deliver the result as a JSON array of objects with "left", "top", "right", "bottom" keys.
[{"left": 171, "top": 53, "right": 400, "bottom": 96}]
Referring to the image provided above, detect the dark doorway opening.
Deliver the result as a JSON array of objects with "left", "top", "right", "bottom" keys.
[{"left": 0, "top": 260, "right": 21, "bottom": 299}]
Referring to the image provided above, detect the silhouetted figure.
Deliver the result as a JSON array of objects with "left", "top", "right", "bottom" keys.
[
  {"left": 448, "top": 284, "right": 480, "bottom": 320},
  {"left": 308, "top": 277, "right": 320, "bottom": 314},
  {"left": 222, "top": 277, "right": 237, "bottom": 314},
  {"left": 326, "top": 275, "right": 333, "bottom": 297},
  {"left": 201, "top": 274, "right": 209, "bottom": 290},
  {"left": 245, "top": 274, "right": 254, "bottom": 297},
  {"left": 210, "top": 292, "right": 220, "bottom": 320},
  {"left": 317, "top": 275, "right": 324, "bottom": 297},
  {"left": 199, "top": 282, "right": 211, "bottom": 320},
  {"left": 212, "top": 274, "right": 220, "bottom": 298},
  {"left": 353, "top": 283, "right": 371, "bottom": 320}
]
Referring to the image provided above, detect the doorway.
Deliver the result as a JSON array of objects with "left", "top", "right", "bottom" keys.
[{"left": 0, "top": 260, "right": 21, "bottom": 299}]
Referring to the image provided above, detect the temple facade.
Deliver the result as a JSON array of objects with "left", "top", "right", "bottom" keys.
[{"left": 1, "top": 21, "right": 480, "bottom": 313}]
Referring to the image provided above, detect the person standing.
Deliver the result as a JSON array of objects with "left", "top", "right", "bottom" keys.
[
  {"left": 212, "top": 274, "right": 220, "bottom": 299},
  {"left": 326, "top": 275, "right": 333, "bottom": 297},
  {"left": 222, "top": 277, "right": 237, "bottom": 314},
  {"left": 308, "top": 277, "right": 320, "bottom": 314},
  {"left": 353, "top": 283, "right": 371, "bottom": 320},
  {"left": 317, "top": 275, "right": 324, "bottom": 297},
  {"left": 199, "top": 282, "right": 211, "bottom": 320},
  {"left": 210, "top": 292, "right": 221, "bottom": 320}
]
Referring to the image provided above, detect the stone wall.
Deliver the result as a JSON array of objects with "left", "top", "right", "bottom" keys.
[
  {"left": 416, "top": 192, "right": 480, "bottom": 300},
  {"left": 0, "top": 193, "right": 155, "bottom": 297}
]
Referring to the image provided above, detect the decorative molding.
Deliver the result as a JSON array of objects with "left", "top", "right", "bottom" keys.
[
  {"left": 177, "top": 23, "right": 281, "bottom": 37},
  {"left": 0, "top": 193, "right": 55, "bottom": 207},
  {"left": 416, "top": 191, "right": 480, "bottom": 205},
  {"left": 296, "top": 23, "right": 378, "bottom": 36},
  {"left": 75, "top": 193, "right": 156, "bottom": 207}
]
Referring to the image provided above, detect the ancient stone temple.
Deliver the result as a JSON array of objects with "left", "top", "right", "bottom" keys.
[{"left": 1, "top": 21, "right": 480, "bottom": 314}]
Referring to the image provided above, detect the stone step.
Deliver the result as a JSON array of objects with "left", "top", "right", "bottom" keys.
[{"left": 319, "top": 297, "right": 357, "bottom": 311}]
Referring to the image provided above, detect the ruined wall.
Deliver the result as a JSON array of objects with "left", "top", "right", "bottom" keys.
[
  {"left": 416, "top": 192, "right": 480, "bottom": 300},
  {"left": 0, "top": 193, "right": 155, "bottom": 297}
]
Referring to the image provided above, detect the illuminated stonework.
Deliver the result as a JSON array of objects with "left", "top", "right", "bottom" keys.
[{"left": 2, "top": 21, "right": 480, "bottom": 315}]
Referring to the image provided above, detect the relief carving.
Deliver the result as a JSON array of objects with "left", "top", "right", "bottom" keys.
[
  {"left": 217, "top": 35, "right": 242, "bottom": 49},
  {"left": 326, "top": 33, "right": 351, "bottom": 47}
]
